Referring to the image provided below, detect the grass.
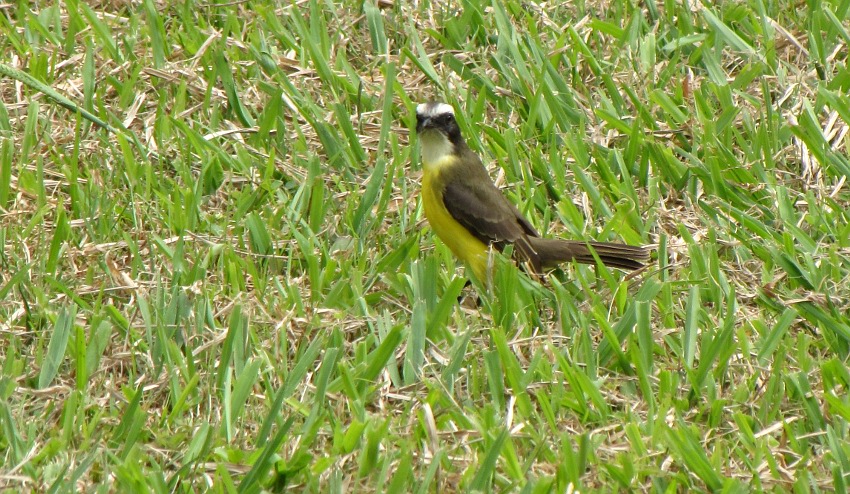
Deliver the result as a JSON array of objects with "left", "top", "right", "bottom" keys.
[{"left": 1, "top": 0, "right": 850, "bottom": 491}]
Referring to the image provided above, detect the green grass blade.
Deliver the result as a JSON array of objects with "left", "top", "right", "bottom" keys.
[{"left": 38, "top": 305, "right": 76, "bottom": 389}]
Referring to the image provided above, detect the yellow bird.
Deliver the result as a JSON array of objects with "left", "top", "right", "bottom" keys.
[{"left": 415, "top": 101, "right": 649, "bottom": 284}]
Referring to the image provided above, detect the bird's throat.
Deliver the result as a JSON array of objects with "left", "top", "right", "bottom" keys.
[{"left": 419, "top": 131, "right": 456, "bottom": 172}]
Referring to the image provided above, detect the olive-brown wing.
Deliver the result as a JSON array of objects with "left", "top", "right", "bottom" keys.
[{"left": 441, "top": 179, "right": 541, "bottom": 272}]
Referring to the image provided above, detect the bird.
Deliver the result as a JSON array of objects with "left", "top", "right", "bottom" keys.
[{"left": 414, "top": 101, "right": 650, "bottom": 284}]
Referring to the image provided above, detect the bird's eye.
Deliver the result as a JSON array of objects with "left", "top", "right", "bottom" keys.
[{"left": 441, "top": 114, "right": 455, "bottom": 124}]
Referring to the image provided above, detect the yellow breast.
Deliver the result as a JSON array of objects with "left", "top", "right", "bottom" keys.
[{"left": 421, "top": 163, "right": 490, "bottom": 282}]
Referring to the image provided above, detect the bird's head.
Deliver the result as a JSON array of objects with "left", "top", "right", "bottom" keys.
[
  {"left": 415, "top": 102, "right": 463, "bottom": 166},
  {"left": 415, "top": 102, "right": 458, "bottom": 134}
]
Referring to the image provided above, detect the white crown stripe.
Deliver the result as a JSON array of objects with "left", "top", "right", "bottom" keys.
[{"left": 416, "top": 102, "right": 455, "bottom": 117}]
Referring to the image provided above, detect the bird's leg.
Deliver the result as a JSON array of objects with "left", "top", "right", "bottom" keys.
[{"left": 457, "top": 278, "right": 482, "bottom": 307}]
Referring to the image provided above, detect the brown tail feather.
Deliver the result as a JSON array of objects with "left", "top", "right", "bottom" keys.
[{"left": 528, "top": 238, "right": 650, "bottom": 271}]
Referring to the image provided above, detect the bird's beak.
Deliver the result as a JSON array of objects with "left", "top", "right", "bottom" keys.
[{"left": 416, "top": 116, "right": 431, "bottom": 134}]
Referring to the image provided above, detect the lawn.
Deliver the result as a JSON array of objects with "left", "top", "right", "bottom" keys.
[{"left": 2, "top": 0, "right": 850, "bottom": 492}]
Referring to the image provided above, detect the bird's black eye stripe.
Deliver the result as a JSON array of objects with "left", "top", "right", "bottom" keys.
[{"left": 415, "top": 112, "right": 455, "bottom": 128}]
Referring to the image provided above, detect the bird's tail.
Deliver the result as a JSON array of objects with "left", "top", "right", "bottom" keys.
[{"left": 528, "top": 238, "right": 650, "bottom": 271}]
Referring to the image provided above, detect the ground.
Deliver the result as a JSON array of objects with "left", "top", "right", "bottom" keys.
[{"left": 1, "top": 0, "right": 849, "bottom": 492}]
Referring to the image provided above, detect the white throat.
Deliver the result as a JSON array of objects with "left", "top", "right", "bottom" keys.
[{"left": 419, "top": 131, "right": 455, "bottom": 170}]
